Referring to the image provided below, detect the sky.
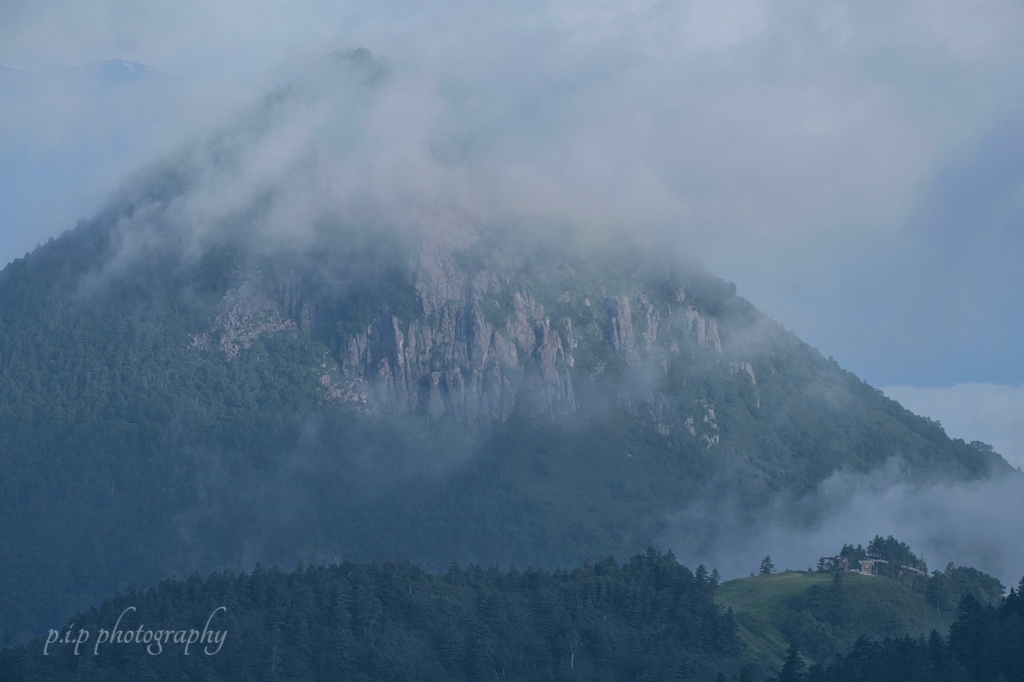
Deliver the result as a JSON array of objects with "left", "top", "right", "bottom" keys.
[{"left": 1, "top": 0, "right": 1022, "bottom": 466}]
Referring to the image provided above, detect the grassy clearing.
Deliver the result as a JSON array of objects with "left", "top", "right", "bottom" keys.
[{"left": 718, "top": 571, "right": 953, "bottom": 668}]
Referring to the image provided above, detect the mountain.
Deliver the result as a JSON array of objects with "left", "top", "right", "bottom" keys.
[
  {"left": 0, "top": 59, "right": 161, "bottom": 109},
  {"left": 0, "top": 59, "right": 161, "bottom": 89},
  {"left": 0, "top": 50, "right": 1013, "bottom": 644}
]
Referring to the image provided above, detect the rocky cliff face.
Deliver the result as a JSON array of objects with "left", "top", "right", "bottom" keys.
[
  {"left": 194, "top": 231, "right": 745, "bottom": 434},
  {"left": 323, "top": 239, "right": 579, "bottom": 425}
]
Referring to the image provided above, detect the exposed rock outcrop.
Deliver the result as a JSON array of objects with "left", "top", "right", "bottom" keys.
[
  {"left": 730, "top": 361, "right": 756, "bottom": 384},
  {"left": 189, "top": 274, "right": 297, "bottom": 360},
  {"left": 315, "top": 230, "right": 594, "bottom": 424},
  {"left": 336, "top": 302, "right": 521, "bottom": 424},
  {"left": 607, "top": 295, "right": 640, "bottom": 368},
  {"left": 683, "top": 305, "right": 722, "bottom": 353},
  {"left": 698, "top": 399, "right": 720, "bottom": 448},
  {"left": 198, "top": 236, "right": 741, "bottom": 431}
]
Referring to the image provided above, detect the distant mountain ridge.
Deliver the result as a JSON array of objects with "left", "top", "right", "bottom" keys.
[{"left": 0, "top": 59, "right": 161, "bottom": 87}]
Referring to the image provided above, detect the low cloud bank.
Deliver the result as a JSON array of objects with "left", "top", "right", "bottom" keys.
[{"left": 663, "top": 464, "right": 1024, "bottom": 587}]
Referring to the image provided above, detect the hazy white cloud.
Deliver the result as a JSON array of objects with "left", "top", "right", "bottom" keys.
[
  {"left": 884, "top": 383, "right": 1024, "bottom": 469},
  {"left": 3, "top": 0, "right": 1024, "bottom": 390},
  {"left": 3, "top": 1, "right": 1024, "bottom": 253},
  {"left": 664, "top": 464, "right": 1024, "bottom": 586}
]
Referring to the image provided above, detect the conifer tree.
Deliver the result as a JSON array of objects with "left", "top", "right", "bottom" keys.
[{"left": 775, "top": 645, "right": 806, "bottom": 682}]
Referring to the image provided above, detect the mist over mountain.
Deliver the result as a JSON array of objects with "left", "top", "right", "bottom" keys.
[{"left": 0, "top": 49, "right": 1017, "bottom": 648}]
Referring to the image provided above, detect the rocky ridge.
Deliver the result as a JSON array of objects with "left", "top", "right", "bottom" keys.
[{"left": 192, "top": 234, "right": 745, "bottom": 444}]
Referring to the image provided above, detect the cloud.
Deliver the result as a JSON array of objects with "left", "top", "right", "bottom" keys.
[
  {"left": 3, "top": 1, "right": 1024, "bottom": 262},
  {"left": 4, "top": 0, "right": 1024, "bottom": 398},
  {"left": 663, "top": 464, "right": 1024, "bottom": 587},
  {"left": 883, "top": 383, "right": 1024, "bottom": 470}
]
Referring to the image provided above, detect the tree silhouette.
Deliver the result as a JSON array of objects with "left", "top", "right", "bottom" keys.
[{"left": 775, "top": 645, "right": 806, "bottom": 682}]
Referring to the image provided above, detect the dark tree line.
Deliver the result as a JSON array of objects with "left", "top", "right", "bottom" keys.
[
  {"left": 765, "top": 576, "right": 1024, "bottom": 682},
  {"left": 0, "top": 549, "right": 743, "bottom": 681}
]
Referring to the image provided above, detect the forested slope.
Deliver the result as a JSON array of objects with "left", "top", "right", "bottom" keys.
[
  {"left": 0, "top": 204, "right": 1012, "bottom": 643},
  {"left": 0, "top": 550, "right": 743, "bottom": 681}
]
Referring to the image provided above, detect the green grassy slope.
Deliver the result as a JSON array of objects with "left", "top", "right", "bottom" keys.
[{"left": 718, "top": 571, "right": 952, "bottom": 668}]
